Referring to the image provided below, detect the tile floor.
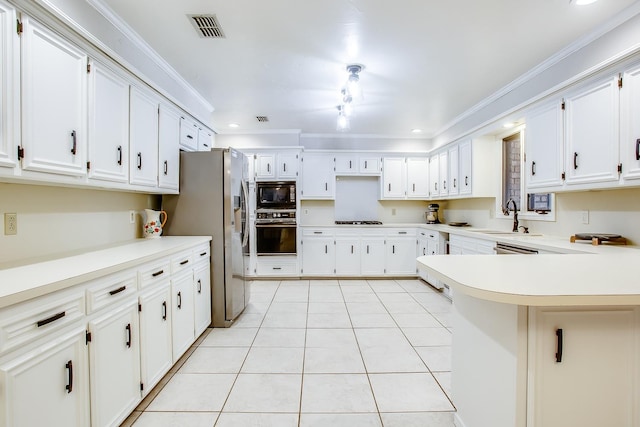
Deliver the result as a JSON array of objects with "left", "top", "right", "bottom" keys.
[{"left": 121, "top": 279, "right": 455, "bottom": 427}]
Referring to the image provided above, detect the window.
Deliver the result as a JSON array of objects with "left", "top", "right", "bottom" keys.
[{"left": 499, "top": 128, "right": 554, "bottom": 221}]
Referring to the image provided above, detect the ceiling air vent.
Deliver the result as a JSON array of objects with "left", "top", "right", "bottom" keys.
[
  {"left": 188, "top": 14, "right": 225, "bottom": 39},
  {"left": 256, "top": 116, "right": 269, "bottom": 123}
]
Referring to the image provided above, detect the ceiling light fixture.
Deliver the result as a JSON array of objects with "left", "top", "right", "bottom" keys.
[
  {"left": 411, "top": 129, "right": 423, "bottom": 134},
  {"left": 335, "top": 64, "right": 364, "bottom": 132},
  {"left": 345, "top": 64, "right": 364, "bottom": 101},
  {"left": 336, "top": 105, "right": 350, "bottom": 131},
  {"left": 571, "top": 0, "right": 598, "bottom": 5},
  {"left": 228, "top": 123, "right": 240, "bottom": 128}
]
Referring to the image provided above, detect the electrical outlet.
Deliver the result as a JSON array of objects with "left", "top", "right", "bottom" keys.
[
  {"left": 4, "top": 213, "right": 17, "bottom": 235},
  {"left": 581, "top": 210, "right": 589, "bottom": 225},
  {"left": 129, "top": 210, "right": 136, "bottom": 224},
  {"left": 392, "top": 208, "right": 396, "bottom": 216}
]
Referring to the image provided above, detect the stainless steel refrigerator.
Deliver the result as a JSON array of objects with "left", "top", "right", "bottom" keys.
[{"left": 163, "top": 148, "right": 250, "bottom": 327}]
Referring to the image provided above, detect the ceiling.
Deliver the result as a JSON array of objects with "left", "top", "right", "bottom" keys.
[{"left": 98, "top": 0, "right": 639, "bottom": 138}]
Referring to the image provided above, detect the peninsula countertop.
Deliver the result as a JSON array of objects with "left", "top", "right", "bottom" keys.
[{"left": 417, "top": 253, "right": 640, "bottom": 306}]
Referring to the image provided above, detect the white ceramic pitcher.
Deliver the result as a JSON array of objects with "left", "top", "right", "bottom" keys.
[{"left": 143, "top": 209, "right": 168, "bottom": 238}]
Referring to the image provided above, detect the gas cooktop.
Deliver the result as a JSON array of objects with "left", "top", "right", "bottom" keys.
[{"left": 335, "top": 220, "right": 383, "bottom": 225}]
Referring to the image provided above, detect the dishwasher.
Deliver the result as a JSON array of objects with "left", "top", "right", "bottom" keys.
[{"left": 494, "top": 242, "right": 539, "bottom": 255}]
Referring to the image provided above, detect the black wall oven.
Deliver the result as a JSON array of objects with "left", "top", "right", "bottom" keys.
[
  {"left": 256, "top": 181, "right": 296, "bottom": 210},
  {"left": 255, "top": 215, "right": 297, "bottom": 255}
]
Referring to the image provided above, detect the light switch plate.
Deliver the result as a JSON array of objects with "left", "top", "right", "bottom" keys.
[{"left": 581, "top": 210, "right": 589, "bottom": 224}]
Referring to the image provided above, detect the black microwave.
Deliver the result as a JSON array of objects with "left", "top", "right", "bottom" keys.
[{"left": 256, "top": 181, "right": 296, "bottom": 209}]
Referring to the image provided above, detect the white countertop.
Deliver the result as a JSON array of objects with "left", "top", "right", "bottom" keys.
[
  {"left": 0, "top": 236, "right": 211, "bottom": 308},
  {"left": 417, "top": 253, "right": 640, "bottom": 306}
]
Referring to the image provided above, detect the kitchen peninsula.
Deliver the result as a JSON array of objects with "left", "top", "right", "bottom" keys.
[{"left": 417, "top": 252, "right": 640, "bottom": 427}]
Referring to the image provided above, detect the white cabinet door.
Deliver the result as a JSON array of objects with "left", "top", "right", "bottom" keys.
[
  {"left": 87, "top": 61, "right": 129, "bottom": 183},
  {"left": 448, "top": 145, "right": 460, "bottom": 196},
  {"left": 360, "top": 237, "right": 385, "bottom": 276},
  {"left": 21, "top": 17, "right": 87, "bottom": 177},
  {"left": 335, "top": 154, "right": 358, "bottom": 174},
  {"left": 621, "top": 63, "right": 640, "bottom": 181},
  {"left": 197, "top": 127, "right": 212, "bottom": 151},
  {"left": 277, "top": 152, "right": 299, "bottom": 179},
  {"left": 406, "top": 157, "right": 429, "bottom": 198},
  {"left": 564, "top": 76, "right": 620, "bottom": 186},
  {"left": 0, "top": 1, "right": 17, "bottom": 170},
  {"left": 359, "top": 156, "right": 380, "bottom": 174},
  {"left": 385, "top": 236, "right": 417, "bottom": 275},
  {"left": 158, "top": 103, "right": 180, "bottom": 191},
  {"left": 138, "top": 281, "right": 172, "bottom": 397},
  {"left": 193, "top": 262, "right": 212, "bottom": 337},
  {"left": 300, "top": 153, "right": 335, "bottom": 199},
  {"left": 459, "top": 139, "right": 472, "bottom": 195},
  {"left": 382, "top": 157, "right": 406, "bottom": 198},
  {"left": 129, "top": 86, "right": 159, "bottom": 187},
  {"left": 529, "top": 307, "right": 637, "bottom": 427},
  {"left": 301, "top": 236, "right": 335, "bottom": 275},
  {"left": 171, "top": 270, "right": 195, "bottom": 361},
  {"left": 335, "top": 237, "right": 360, "bottom": 276},
  {"left": 417, "top": 237, "right": 429, "bottom": 281},
  {"left": 179, "top": 116, "right": 198, "bottom": 151},
  {"left": 429, "top": 155, "right": 440, "bottom": 197},
  {"left": 88, "top": 299, "right": 141, "bottom": 427},
  {"left": 438, "top": 151, "right": 449, "bottom": 196},
  {"left": 525, "top": 101, "right": 564, "bottom": 190},
  {"left": 255, "top": 154, "right": 276, "bottom": 179},
  {"left": 0, "top": 326, "right": 89, "bottom": 427}
]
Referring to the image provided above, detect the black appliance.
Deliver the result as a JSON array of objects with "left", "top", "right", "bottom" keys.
[
  {"left": 256, "top": 181, "right": 296, "bottom": 210},
  {"left": 255, "top": 210, "right": 297, "bottom": 255}
]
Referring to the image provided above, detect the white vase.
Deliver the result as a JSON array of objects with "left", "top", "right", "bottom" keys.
[{"left": 143, "top": 209, "right": 167, "bottom": 238}]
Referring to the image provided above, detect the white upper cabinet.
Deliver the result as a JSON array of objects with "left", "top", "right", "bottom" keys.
[
  {"left": 448, "top": 144, "right": 459, "bottom": 196},
  {"left": 458, "top": 139, "right": 473, "bottom": 195},
  {"left": 179, "top": 116, "right": 198, "bottom": 151},
  {"left": 525, "top": 100, "right": 565, "bottom": 190},
  {"left": 0, "top": 0, "right": 17, "bottom": 170},
  {"left": 564, "top": 75, "right": 620, "bottom": 186},
  {"left": 255, "top": 151, "right": 299, "bottom": 180},
  {"left": 277, "top": 152, "right": 299, "bottom": 179},
  {"left": 335, "top": 153, "right": 357, "bottom": 174},
  {"left": 129, "top": 86, "right": 159, "bottom": 187},
  {"left": 87, "top": 60, "right": 129, "bottom": 184},
  {"left": 428, "top": 155, "right": 440, "bottom": 197},
  {"left": 621, "top": 62, "right": 640, "bottom": 181},
  {"left": 359, "top": 156, "right": 381, "bottom": 174},
  {"left": 300, "top": 152, "right": 335, "bottom": 199},
  {"left": 406, "top": 157, "right": 429, "bottom": 198},
  {"left": 335, "top": 153, "right": 380, "bottom": 175},
  {"left": 197, "top": 127, "right": 212, "bottom": 151},
  {"left": 158, "top": 103, "right": 180, "bottom": 191},
  {"left": 20, "top": 17, "right": 87, "bottom": 177},
  {"left": 382, "top": 157, "right": 406, "bottom": 198},
  {"left": 438, "top": 151, "right": 449, "bottom": 196},
  {"left": 255, "top": 153, "right": 276, "bottom": 179}
]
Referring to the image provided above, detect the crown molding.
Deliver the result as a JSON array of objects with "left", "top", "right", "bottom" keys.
[{"left": 300, "top": 133, "right": 431, "bottom": 140}]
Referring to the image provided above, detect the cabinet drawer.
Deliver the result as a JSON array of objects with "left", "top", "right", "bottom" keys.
[
  {"left": 302, "top": 228, "right": 334, "bottom": 237},
  {"left": 171, "top": 250, "right": 193, "bottom": 274},
  {"left": 86, "top": 269, "right": 138, "bottom": 314},
  {"left": 0, "top": 287, "right": 85, "bottom": 355},
  {"left": 138, "top": 259, "right": 171, "bottom": 288},
  {"left": 256, "top": 258, "right": 298, "bottom": 276},
  {"left": 387, "top": 228, "right": 416, "bottom": 237},
  {"left": 192, "top": 244, "right": 210, "bottom": 264}
]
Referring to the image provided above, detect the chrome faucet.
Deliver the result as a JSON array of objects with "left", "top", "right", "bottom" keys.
[{"left": 505, "top": 199, "right": 519, "bottom": 232}]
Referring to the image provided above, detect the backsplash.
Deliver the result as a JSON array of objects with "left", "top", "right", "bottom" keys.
[
  {"left": 300, "top": 199, "right": 428, "bottom": 226},
  {"left": 0, "top": 183, "right": 155, "bottom": 264}
]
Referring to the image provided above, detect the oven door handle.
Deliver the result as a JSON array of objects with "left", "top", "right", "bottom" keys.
[
  {"left": 241, "top": 179, "right": 250, "bottom": 249},
  {"left": 256, "top": 223, "right": 297, "bottom": 227}
]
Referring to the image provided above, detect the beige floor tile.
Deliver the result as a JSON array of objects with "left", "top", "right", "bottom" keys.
[
  {"left": 338, "top": 279, "right": 369, "bottom": 286},
  {"left": 132, "top": 411, "right": 218, "bottom": 427},
  {"left": 432, "top": 311, "right": 453, "bottom": 327},
  {"left": 231, "top": 312, "right": 264, "bottom": 328},
  {"left": 267, "top": 302, "right": 308, "bottom": 314},
  {"left": 224, "top": 373, "right": 302, "bottom": 412},
  {"left": 342, "top": 292, "right": 380, "bottom": 303},
  {"left": 146, "top": 373, "right": 236, "bottom": 412},
  {"left": 215, "top": 413, "right": 298, "bottom": 427},
  {"left": 307, "top": 312, "right": 352, "bottom": 328},
  {"left": 305, "top": 328, "right": 358, "bottom": 348},
  {"left": 304, "top": 346, "right": 366, "bottom": 373},
  {"left": 346, "top": 301, "right": 388, "bottom": 314},
  {"left": 252, "top": 327, "right": 306, "bottom": 347},
  {"left": 200, "top": 327, "right": 258, "bottom": 347},
  {"left": 178, "top": 347, "right": 249, "bottom": 374},
  {"left": 415, "top": 346, "right": 452, "bottom": 372},
  {"left": 412, "top": 293, "right": 453, "bottom": 313},
  {"left": 299, "top": 413, "right": 382, "bottom": 427},
  {"left": 349, "top": 313, "right": 397, "bottom": 328},
  {"left": 401, "top": 327, "right": 452, "bottom": 347},
  {"left": 301, "top": 374, "right": 377, "bottom": 413},
  {"left": 307, "top": 302, "right": 348, "bottom": 314},
  {"left": 380, "top": 412, "right": 455, "bottom": 427},
  {"left": 369, "top": 373, "right": 454, "bottom": 412},
  {"left": 241, "top": 347, "right": 305, "bottom": 373},
  {"left": 396, "top": 279, "right": 439, "bottom": 293},
  {"left": 355, "top": 328, "right": 427, "bottom": 373},
  {"left": 308, "top": 286, "right": 344, "bottom": 302},
  {"left": 273, "top": 289, "right": 309, "bottom": 303},
  {"left": 261, "top": 312, "right": 307, "bottom": 328},
  {"left": 434, "top": 371, "right": 452, "bottom": 400},
  {"left": 368, "top": 281, "right": 406, "bottom": 293},
  {"left": 382, "top": 301, "right": 428, "bottom": 314},
  {"left": 391, "top": 312, "right": 441, "bottom": 328}
]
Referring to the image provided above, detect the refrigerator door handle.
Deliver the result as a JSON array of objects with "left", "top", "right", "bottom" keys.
[{"left": 241, "top": 179, "right": 250, "bottom": 249}]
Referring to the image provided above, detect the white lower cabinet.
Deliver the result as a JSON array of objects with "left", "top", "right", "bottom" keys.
[
  {"left": 138, "top": 281, "right": 172, "bottom": 396},
  {"left": 171, "top": 270, "right": 195, "bottom": 361},
  {"left": 193, "top": 261, "right": 212, "bottom": 337},
  {"left": 87, "top": 299, "right": 141, "bottom": 427},
  {"left": 301, "top": 230, "right": 335, "bottom": 275},
  {"left": 0, "top": 325, "right": 90, "bottom": 427},
  {"left": 360, "top": 236, "right": 386, "bottom": 276},
  {"left": 385, "top": 231, "right": 417, "bottom": 275},
  {"left": 528, "top": 307, "right": 639, "bottom": 427},
  {"left": 335, "top": 236, "right": 361, "bottom": 276}
]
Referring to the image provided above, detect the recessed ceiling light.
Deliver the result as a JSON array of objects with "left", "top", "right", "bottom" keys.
[
  {"left": 572, "top": 0, "right": 598, "bottom": 5},
  {"left": 411, "top": 128, "right": 423, "bottom": 134},
  {"left": 228, "top": 123, "right": 240, "bottom": 128},
  {"left": 503, "top": 122, "right": 515, "bottom": 128}
]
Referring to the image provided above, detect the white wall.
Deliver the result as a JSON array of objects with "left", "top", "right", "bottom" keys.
[
  {"left": 299, "top": 199, "right": 428, "bottom": 226},
  {"left": 216, "top": 133, "right": 301, "bottom": 149},
  {"left": 0, "top": 183, "right": 155, "bottom": 264}
]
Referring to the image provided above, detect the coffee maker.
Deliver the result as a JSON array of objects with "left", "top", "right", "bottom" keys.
[{"left": 426, "top": 203, "right": 440, "bottom": 224}]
